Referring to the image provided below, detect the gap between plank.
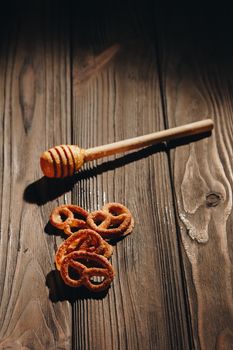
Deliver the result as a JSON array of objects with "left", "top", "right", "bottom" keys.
[{"left": 153, "top": 17, "right": 195, "bottom": 350}]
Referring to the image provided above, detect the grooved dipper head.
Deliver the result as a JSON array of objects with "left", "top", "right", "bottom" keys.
[{"left": 40, "top": 145, "right": 85, "bottom": 178}]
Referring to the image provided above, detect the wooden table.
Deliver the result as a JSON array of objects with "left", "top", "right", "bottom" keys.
[{"left": 0, "top": 1, "right": 232, "bottom": 349}]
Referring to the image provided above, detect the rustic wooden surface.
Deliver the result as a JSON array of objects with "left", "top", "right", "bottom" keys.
[
  {"left": 156, "top": 4, "right": 233, "bottom": 349},
  {"left": 0, "top": 1, "right": 232, "bottom": 349},
  {"left": 0, "top": 2, "right": 72, "bottom": 349}
]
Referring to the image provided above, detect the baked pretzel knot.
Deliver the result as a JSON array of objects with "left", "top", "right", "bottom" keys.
[
  {"left": 60, "top": 251, "right": 114, "bottom": 292},
  {"left": 50, "top": 205, "right": 88, "bottom": 235},
  {"left": 86, "top": 202, "right": 134, "bottom": 239},
  {"left": 49, "top": 202, "right": 134, "bottom": 292},
  {"left": 55, "top": 229, "right": 113, "bottom": 270}
]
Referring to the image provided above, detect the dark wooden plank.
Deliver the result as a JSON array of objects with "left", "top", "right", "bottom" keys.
[
  {"left": 71, "top": 2, "right": 192, "bottom": 349},
  {"left": 157, "top": 4, "right": 233, "bottom": 349},
  {"left": 0, "top": 2, "right": 72, "bottom": 348}
]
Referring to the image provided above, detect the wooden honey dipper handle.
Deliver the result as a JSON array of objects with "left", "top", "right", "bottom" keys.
[{"left": 40, "top": 119, "right": 214, "bottom": 178}]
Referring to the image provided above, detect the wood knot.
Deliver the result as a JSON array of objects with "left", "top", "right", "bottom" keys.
[
  {"left": 206, "top": 192, "right": 222, "bottom": 207},
  {"left": 19, "top": 58, "right": 36, "bottom": 133}
]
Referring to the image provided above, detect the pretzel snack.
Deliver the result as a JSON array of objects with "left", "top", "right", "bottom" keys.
[
  {"left": 49, "top": 202, "right": 134, "bottom": 292},
  {"left": 50, "top": 204, "right": 88, "bottom": 235},
  {"left": 60, "top": 251, "right": 114, "bottom": 292},
  {"left": 55, "top": 229, "right": 113, "bottom": 270},
  {"left": 86, "top": 202, "right": 134, "bottom": 239}
]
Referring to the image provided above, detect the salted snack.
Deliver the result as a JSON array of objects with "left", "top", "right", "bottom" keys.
[
  {"left": 86, "top": 202, "right": 134, "bottom": 239},
  {"left": 49, "top": 202, "right": 134, "bottom": 292},
  {"left": 50, "top": 204, "right": 88, "bottom": 235},
  {"left": 60, "top": 251, "right": 114, "bottom": 292},
  {"left": 55, "top": 229, "right": 113, "bottom": 270}
]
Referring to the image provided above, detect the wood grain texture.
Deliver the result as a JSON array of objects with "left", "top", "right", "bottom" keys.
[
  {"left": 157, "top": 4, "right": 233, "bottom": 349},
  {"left": 0, "top": 2, "right": 72, "bottom": 348},
  {"left": 71, "top": 2, "right": 192, "bottom": 349},
  {"left": 2, "top": 1, "right": 232, "bottom": 349}
]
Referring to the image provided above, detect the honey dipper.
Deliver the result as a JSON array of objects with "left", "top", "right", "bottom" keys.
[{"left": 40, "top": 119, "right": 213, "bottom": 178}]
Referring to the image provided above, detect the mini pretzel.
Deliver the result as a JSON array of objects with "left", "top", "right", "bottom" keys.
[
  {"left": 55, "top": 229, "right": 113, "bottom": 270},
  {"left": 86, "top": 202, "right": 134, "bottom": 239},
  {"left": 50, "top": 205, "right": 88, "bottom": 235},
  {"left": 60, "top": 251, "right": 114, "bottom": 291}
]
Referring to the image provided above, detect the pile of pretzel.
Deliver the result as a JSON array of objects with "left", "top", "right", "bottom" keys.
[{"left": 50, "top": 203, "right": 134, "bottom": 292}]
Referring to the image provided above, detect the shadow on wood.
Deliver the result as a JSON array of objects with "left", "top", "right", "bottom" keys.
[
  {"left": 167, "top": 130, "right": 212, "bottom": 149},
  {"left": 46, "top": 269, "right": 109, "bottom": 303},
  {"left": 44, "top": 221, "right": 69, "bottom": 239}
]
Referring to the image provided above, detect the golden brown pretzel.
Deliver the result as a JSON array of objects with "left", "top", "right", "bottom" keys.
[
  {"left": 60, "top": 251, "right": 114, "bottom": 291},
  {"left": 55, "top": 229, "right": 113, "bottom": 270},
  {"left": 86, "top": 202, "right": 134, "bottom": 239},
  {"left": 50, "top": 204, "right": 88, "bottom": 235}
]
